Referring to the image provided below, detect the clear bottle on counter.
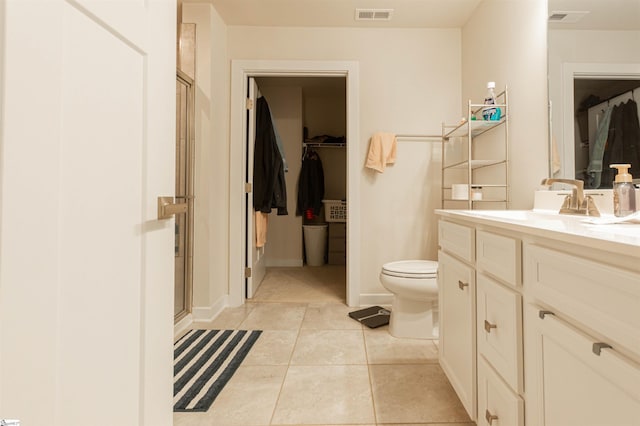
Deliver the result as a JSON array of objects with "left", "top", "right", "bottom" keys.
[{"left": 610, "top": 164, "right": 637, "bottom": 217}]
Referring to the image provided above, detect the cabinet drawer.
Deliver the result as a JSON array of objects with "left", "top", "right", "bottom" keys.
[
  {"left": 477, "top": 357, "right": 524, "bottom": 426},
  {"left": 524, "top": 243, "right": 640, "bottom": 355},
  {"left": 476, "top": 230, "right": 521, "bottom": 288},
  {"left": 439, "top": 220, "right": 474, "bottom": 262},
  {"left": 525, "top": 304, "right": 640, "bottom": 426},
  {"left": 477, "top": 273, "right": 523, "bottom": 393}
]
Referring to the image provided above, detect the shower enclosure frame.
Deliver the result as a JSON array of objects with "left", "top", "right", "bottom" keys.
[{"left": 175, "top": 69, "right": 195, "bottom": 322}]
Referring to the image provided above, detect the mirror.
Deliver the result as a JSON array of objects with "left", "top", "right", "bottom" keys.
[{"left": 547, "top": 0, "right": 640, "bottom": 186}]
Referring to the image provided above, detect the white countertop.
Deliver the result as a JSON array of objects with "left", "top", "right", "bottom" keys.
[{"left": 435, "top": 209, "right": 640, "bottom": 257}]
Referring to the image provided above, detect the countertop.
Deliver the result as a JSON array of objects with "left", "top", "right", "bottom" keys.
[{"left": 435, "top": 209, "right": 640, "bottom": 258}]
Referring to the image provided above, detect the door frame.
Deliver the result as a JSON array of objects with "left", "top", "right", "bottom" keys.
[{"left": 229, "top": 60, "right": 360, "bottom": 307}]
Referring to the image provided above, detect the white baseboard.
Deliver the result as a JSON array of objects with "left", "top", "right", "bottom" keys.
[
  {"left": 266, "top": 258, "right": 303, "bottom": 267},
  {"left": 359, "top": 293, "right": 393, "bottom": 307},
  {"left": 174, "top": 314, "right": 193, "bottom": 340},
  {"left": 192, "top": 294, "right": 228, "bottom": 323}
]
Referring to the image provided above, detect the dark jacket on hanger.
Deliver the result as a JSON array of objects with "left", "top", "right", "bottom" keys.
[
  {"left": 297, "top": 150, "right": 325, "bottom": 216},
  {"left": 602, "top": 99, "right": 640, "bottom": 185},
  {"left": 253, "top": 96, "right": 288, "bottom": 215}
]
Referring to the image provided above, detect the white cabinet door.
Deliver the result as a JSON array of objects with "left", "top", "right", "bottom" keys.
[
  {"left": 438, "top": 250, "right": 476, "bottom": 420},
  {"left": 525, "top": 304, "right": 640, "bottom": 426}
]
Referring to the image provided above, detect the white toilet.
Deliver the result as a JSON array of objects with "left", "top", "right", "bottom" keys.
[{"left": 379, "top": 260, "right": 439, "bottom": 339}]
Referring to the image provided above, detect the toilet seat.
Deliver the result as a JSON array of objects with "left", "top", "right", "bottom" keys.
[{"left": 381, "top": 260, "right": 438, "bottom": 279}]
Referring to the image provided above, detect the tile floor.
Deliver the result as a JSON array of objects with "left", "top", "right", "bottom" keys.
[{"left": 174, "top": 266, "right": 474, "bottom": 426}]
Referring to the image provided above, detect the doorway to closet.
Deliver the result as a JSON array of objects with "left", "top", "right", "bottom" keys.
[
  {"left": 572, "top": 78, "right": 640, "bottom": 186},
  {"left": 247, "top": 76, "right": 348, "bottom": 304}
]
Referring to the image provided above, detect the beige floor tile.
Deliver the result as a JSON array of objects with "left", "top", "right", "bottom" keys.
[
  {"left": 239, "top": 302, "right": 307, "bottom": 330},
  {"left": 201, "top": 365, "right": 288, "bottom": 426},
  {"left": 301, "top": 302, "right": 363, "bottom": 330},
  {"left": 253, "top": 266, "right": 346, "bottom": 303},
  {"left": 290, "top": 329, "right": 367, "bottom": 365},
  {"left": 197, "top": 305, "right": 255, "bottom": 330},
  {"left": 173, "top": 411, "right": 210, "bottom": 426},
  {"left": 271, "top": 365, "right": 375, "bottom": 425},
  {"left": 242, "top": 330, "right": 298, "bottom": 366},
  {"left": 364, "top": 328, "right": 439, "bottom": 364},
  {"left": 370, "top": 364, "right": 471, "bottom": 424}
]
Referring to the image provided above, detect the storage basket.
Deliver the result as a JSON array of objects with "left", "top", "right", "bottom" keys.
[{"left": 322, "top": 200, "right": 347, "bottom": 222}]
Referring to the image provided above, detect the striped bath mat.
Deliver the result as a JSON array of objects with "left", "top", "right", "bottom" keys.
[{"left": 173, "top": 329, "right": 262, "bottom": 412}]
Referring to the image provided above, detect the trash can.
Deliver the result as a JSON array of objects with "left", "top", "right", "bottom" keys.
[{"left": 303, "top": 224, "right": 328, "bottom": 266}]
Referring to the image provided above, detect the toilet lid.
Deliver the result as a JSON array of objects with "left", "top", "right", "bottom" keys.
[{"left": 382, "top": 260, "right": 438, "bottom": 278}]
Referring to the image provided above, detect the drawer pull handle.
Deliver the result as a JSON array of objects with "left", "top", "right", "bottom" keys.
[
  {"left": 485, "top": 409, "right": 499, "bottom": 425},
  {"left": 458, "top": 280, "right": 469, "bottom": 290},
  {"left": 592, "top": 342, "right": 612, "bottom": 356},
  {"left": 484, "top": 320, "right": 497, "bottom": 333},
  {"left": 539, "top": 310, "right": 555, "bottom": 319}
]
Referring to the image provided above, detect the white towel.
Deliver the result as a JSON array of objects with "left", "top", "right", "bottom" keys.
[{"left": 365, "top": 132, "right": 397, "bottom": 173}]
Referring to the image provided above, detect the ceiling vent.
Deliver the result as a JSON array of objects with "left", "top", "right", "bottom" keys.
[
  {"left": 548, "top": 10, "right": 590, "bottom": 23},
  {"left": 355, "top": 8, "right": 394, "bottom": 21}
]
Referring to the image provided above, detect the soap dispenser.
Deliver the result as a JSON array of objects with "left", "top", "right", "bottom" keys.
[{"left": 610, "top": 164, "right": 637, "bottom": 217}]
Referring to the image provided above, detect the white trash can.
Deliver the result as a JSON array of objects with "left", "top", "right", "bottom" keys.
[{"left": 303, "top": 224, "right": 328, "bottom": 266}]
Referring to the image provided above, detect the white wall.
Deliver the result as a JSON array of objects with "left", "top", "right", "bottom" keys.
[
  {"left": 258, "top": 85, "right": 305, "bottom": 266},
  {"left": 461, "top": 0, "right": 549, "bottom": 209},
  {"left": 305, "top": 89, "right": 347, "bottom": 200},
  {"left": 182, "top": 4, "right": 230, "bottom": 319},
  {"left": 228, "top": 26, "right": 461, "bottom": 297},
  {"left": 548, "top": 29, "right": 640, "bottom": 179}
]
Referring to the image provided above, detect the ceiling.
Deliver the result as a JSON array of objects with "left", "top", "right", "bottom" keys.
[
  {"left": 185, "top": 0, "right": 640, "bottom": 30},
  {"left": 548, "top": 0, "right": 640, "bottom": 30}
]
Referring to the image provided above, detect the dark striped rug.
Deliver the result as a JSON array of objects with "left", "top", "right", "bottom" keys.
[{"left": 173, "top": 329, "right": 262, "bottom": 412}]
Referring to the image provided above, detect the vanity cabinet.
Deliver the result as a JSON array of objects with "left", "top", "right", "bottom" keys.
[
  {"left": 524, "top": 242, "right": 640, "bottom": 426},
  {"left": 438, "top": 250, "right": 476, "bottom": 418},
  {"left": 438, "top": 220, "right": 476, "bottom": 419},
  {"left": 525, "top": 304, "right": 640, "bottom": 426},
  {"left": 475, "top": 230, "right": 524, "bottom": 426},
  {"left": 437, "top": 210, "right": 640, "bottom": 426}
]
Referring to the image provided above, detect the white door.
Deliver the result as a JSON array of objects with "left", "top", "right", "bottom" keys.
[
  {"left": 245, "top": 77, "right": 266, "bottom": 298},
  {"left": 0, "top": 1, "right": 175, "bottom": 425}
]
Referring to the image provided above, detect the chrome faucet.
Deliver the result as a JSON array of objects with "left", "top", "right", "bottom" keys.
[{"left": 540, "top": 178, "right": 600, "bottom": 217}]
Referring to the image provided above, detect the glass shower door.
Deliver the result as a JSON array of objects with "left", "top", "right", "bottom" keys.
[{"left": 175, "top": 70, "right": 194, "bottom": 322}]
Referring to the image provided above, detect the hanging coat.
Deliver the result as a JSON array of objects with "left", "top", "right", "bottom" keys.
[
  {"left": 253, "top": 96, "right": 288, "bottom": 215},
  {"left": 602, "top": 99, "right": 640, "bottom": 186},
  {"left": 296, "top": 150, "right": 325, "bottom": 216}
]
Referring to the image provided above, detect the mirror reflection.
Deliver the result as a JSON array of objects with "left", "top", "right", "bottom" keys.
[{"left": 547, "top": 0, "right": 640, "bottom": 186}]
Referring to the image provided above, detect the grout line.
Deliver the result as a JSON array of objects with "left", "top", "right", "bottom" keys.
[
  {"left": 362, "top": 321, "right": 380, "bottom": 425},
  {"left": 267, "top": 303, "right": 306, "bottom": 426}
]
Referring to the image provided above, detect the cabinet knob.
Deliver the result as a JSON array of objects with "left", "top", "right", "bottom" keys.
[
  {"left": 484, "top": 319, "right": 497, "bottom": 333},
  {"left": 458, "top": 280, "right": 469, "bottom": 290},
  {"left": 485, "top": 409, "right": 499, "bottom": 425}
]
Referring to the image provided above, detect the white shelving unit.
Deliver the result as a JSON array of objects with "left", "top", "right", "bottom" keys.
[{"left": 441, "top": 87, "right": 509, "bottom": 209}]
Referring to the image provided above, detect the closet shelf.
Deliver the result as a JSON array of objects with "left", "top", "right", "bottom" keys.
[{"left": 302, "top": 142, "right": 345, "bottom": 148}]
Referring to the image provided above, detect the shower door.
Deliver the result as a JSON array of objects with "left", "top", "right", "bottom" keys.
[{"left": 175, "top": 70, "right": 195, "bottom": 322}]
